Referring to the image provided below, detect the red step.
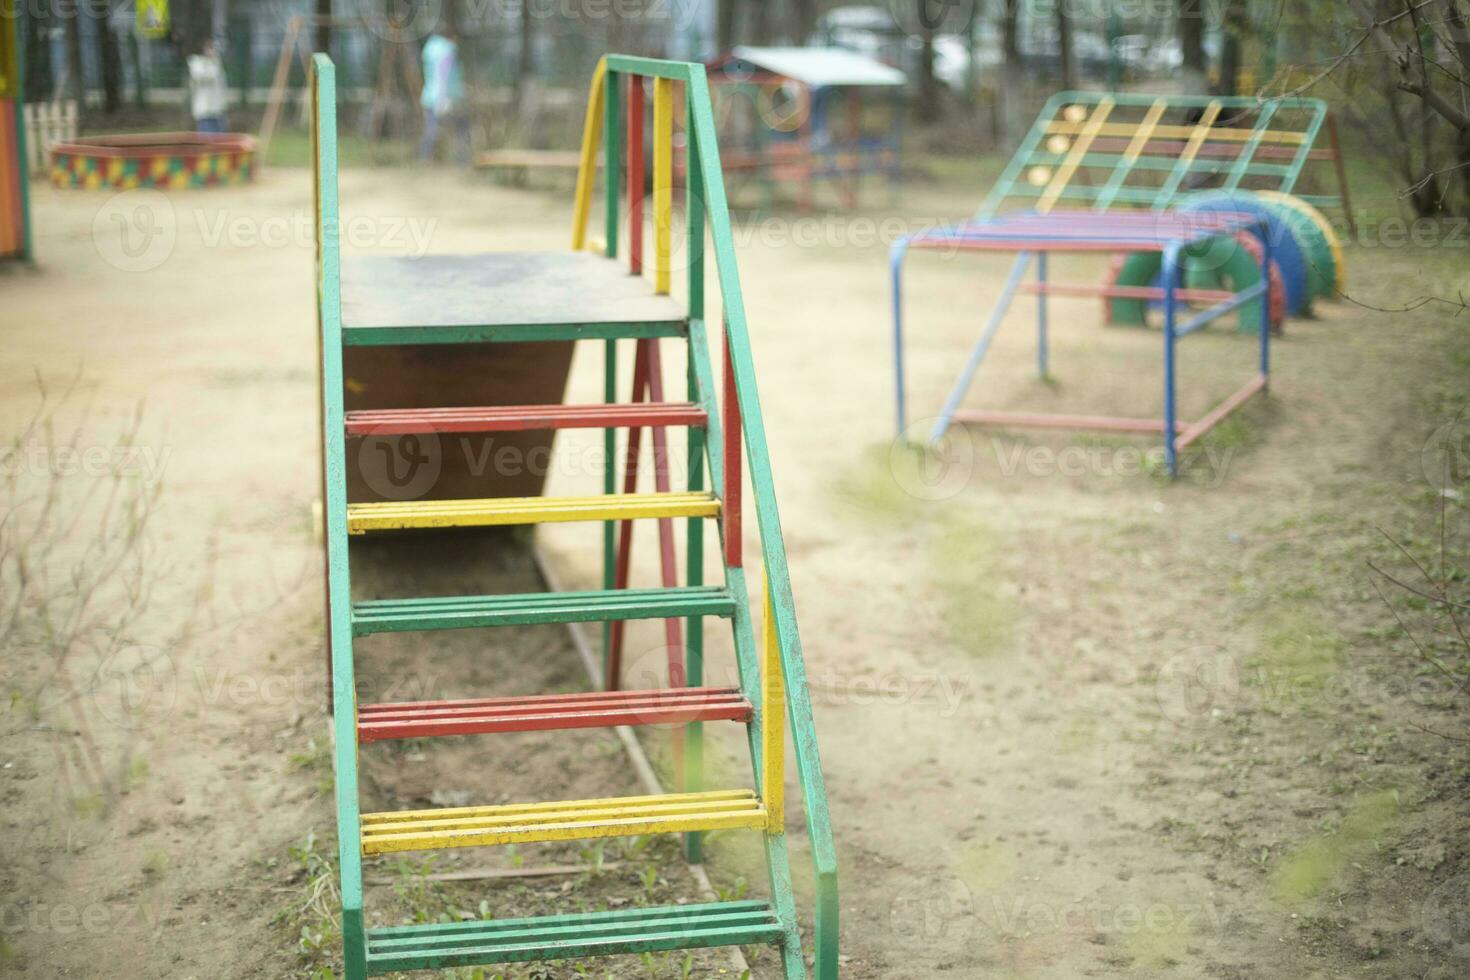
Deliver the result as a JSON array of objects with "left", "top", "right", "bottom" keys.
[
  {"left": 345, "top": 402, "right": 706, "bottom": 436},
  {"left": 358, "top": 686, "right": 751, "bottom": 744}
]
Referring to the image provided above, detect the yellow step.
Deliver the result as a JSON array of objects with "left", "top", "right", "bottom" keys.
[
  {"left": 360, "top": 790, "right": 767, "bottom": 854},
  {"left": 346, "top": 491, "right": 720, "bottom": 534}
]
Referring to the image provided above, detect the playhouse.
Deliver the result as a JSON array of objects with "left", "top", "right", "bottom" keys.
[{"left": 703, "top": 45, "right": 904, "bottom": 208}]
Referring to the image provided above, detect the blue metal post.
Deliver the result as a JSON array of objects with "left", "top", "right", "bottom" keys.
[
  {"left": 1258, "top": 218, "right": 1271, "bottom": 383},
  {"left": 890, "top": 237, "right": 912, "bottom": 437},
  {"left": 1037, "top": 252, "right": 1049, "bottom": 378},
  {"left": 931, "top": 251, "right": 1034, "bottom": 443},
  {"left": 1162, "top": 243, "right": 1182, "bottom": 478}
]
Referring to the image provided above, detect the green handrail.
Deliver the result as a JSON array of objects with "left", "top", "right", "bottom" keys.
[
  {"left": 310, "top": 54, "right": 367, "bottom": 977},
  {"left": 599, "top": 55, "right": 840, "bottom": 980}
]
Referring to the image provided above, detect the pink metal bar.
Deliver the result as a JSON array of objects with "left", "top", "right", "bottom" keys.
[
  {"left": 1017, "top": 282, "right": 1236, "bottom": 302},
  {"left": 1175, "top": 373, "right": 1267, "bottom": 450},
  {"left": 953, "top": 409, "right": 1187, "bottom": 434}
]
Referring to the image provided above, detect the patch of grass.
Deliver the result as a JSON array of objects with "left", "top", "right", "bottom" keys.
[
  {"left": 931, "top": 518, "right": 1014, "bottom": 658},
  {"left": 1270, "top": 789, "right": 1400, "bottom": 906},
  {"left": 265, "top": 128, "right": 417, "bottom": 169}
]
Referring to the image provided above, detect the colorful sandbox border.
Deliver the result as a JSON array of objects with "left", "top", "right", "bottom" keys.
[{"left": 50, "top": 132, "right": 256, "bottom": 189}]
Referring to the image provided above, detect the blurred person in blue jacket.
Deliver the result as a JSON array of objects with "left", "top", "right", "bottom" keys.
[{"left": 419, "top": 28, "right": 470, "bottom": 165}]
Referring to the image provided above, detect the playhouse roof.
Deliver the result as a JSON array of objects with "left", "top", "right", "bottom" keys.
[{"left": 722, "top": 46, "right": 907, "bottom": 88}]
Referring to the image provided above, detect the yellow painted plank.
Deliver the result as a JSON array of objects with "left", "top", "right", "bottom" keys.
[
  {"left": 346, "top": 491, "right": 720, "bottom": 534},
  {"left": 761, "top": 574, "right": 785, "bottom": 832},
  {"left": 652, "top": 77, "right": 673, "bottom": 295},
  {"left": 360, "top": 790, "right": 766, "bottom": 853},
  {"left": 570, "top": 58, "right": 607, "bottom": 251}
]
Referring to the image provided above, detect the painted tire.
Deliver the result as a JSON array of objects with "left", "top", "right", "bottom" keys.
[
  {"left": 1103, "top": 233, "right": 1284, "bottom": 334},
  {"left": 1254, "top": 190, "right": 1345, "bottom": 295},
  {"left": 1182, "top": 231, "right": 1286, "bottom": 334},
  {"left": 1177, "top": 191, "right": 1312, "bottom": 316},
  {"left": 1105, "top": 251, "right": 1154, "bottom": 326}
]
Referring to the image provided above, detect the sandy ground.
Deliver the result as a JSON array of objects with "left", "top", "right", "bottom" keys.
[{"left": 2, "top": 160, "right": 1468, "bottom": 980}]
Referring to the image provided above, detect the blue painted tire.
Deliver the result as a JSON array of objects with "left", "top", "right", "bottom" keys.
[{"left": 1176, "top": 191, "right": 1312, "bottom": 317}]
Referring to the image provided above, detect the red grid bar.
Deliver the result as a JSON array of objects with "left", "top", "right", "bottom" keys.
[
  {"left": 1018, "top": 283, "right": 1236, "bottom": 303},
  {"left": 1176, "top": 374, "right": 1267, "bottom": 450}
]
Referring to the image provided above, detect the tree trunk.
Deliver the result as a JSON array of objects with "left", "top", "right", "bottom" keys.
[
  {"left": 718, "top": 0, "right": 738, "bottom": 50},
  {"left": 916, "top": 0, "right": 939, "bottom": 121},
  {"left": 1055, "top": 0, "right": 1074, "bottom": 90},
  {"left": 315, "top": 0, "right": 331, "bottom": 53},
  {"left": 515, "top": 0, "right": 534, "bottom": 116},
  {"left": 1001, "top": 0, "right": 1024, "bottom": 144},
  {"left": 24, "top": 0, "right": 53, "bottom": 102},
  {"left": 91, "top": 0, "right": 123, "bottom": 114},
  {"left": 1218, "top": 0, "right": 1245, "bottom": 96},
  {"left": 63, "top": 1, "right": 84, "bottom": 107},
  {"left": 1179, "top": 0, "right": 1207, "bottom": 94}
]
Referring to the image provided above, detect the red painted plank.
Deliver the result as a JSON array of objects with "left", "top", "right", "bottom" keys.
[
  {"left": 358, "top": 687, "right": 751, "bottom": 743},
  {"left": 345, "top": 402, "right": 706, "bottom": 436}
]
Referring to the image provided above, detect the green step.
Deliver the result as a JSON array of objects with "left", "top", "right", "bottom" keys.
[
  {"left": 364, "top": 901, "right": 783, "bottom": 973},
  {"left": 351, "top": 586, "right": 736, "bottom": 636}
]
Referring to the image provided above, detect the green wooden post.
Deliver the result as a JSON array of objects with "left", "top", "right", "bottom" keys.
[{"left": 311, "top": 55, "right": 366, "bottom": 980}]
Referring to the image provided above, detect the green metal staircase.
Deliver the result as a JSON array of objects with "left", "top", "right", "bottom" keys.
[{"left": 311, "top": 53, "right": 838, "bottom": 978}]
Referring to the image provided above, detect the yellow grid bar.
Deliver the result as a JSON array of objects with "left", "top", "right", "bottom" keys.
[
  {"left": 361, "top": 790, "right": 767, "bottom": 853},
  {"left": 1044, "top": 119, "right": 1308, "bottom": 145},
  {"left": 1038, "top": 97, "right": 1114, "bottom": 213},
  {"left": 652, "top": 76, "right": 673, "bottom": 295},
  {"left": 570, "top": 58, "right": 607, "bottom": 251},
  {"left": 1176, "top": 101, "right": 1224, "bottom": 171},
  {"left": 762, "top": 573, "right": 785, "bottom": 832},
  {"left": 346, "top": 491, "right": 720, "bottom": 534},
  {"left": 1120, "top": 101, "right": 1168, "bottom": 164}
]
